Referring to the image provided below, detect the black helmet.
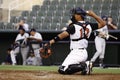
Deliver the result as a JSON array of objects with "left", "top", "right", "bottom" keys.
[
  {"left": 70, "top": 7, "right": 86, "bottom": 15},
  {"left": 70, "top": 7, "right": 87, "bottom": 23},
  {"left": 101, "top": 15, "right": 108, "bottom": 21}
]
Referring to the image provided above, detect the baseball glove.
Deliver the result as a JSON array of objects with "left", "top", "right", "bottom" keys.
[{"left": 39, "top": 43, "right": 52, "bottom": 58}]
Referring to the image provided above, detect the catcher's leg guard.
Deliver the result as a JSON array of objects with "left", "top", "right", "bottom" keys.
[{"left": 58, "top": 62, "right": 86, "bottom": 74}]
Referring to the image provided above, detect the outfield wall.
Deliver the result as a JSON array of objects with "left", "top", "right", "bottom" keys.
[{"left": 0, "top": 30, "right": 120, "bottom": 66}]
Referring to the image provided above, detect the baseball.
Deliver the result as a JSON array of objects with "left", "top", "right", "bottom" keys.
[{"left": 86, "top": 11, "right": 89, "bottom": 14}]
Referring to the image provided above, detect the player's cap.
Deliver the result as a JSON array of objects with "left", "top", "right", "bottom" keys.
[
  {"left": 101, "top": 15, "right": 108, "bottom": 21},
  {"left": 30, "top": 28, "right": 36, "bottom": 32}
]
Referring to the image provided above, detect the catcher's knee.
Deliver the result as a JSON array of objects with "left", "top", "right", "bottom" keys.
[
  {"left": 58, "top": 66, "right": 72, "bottom": 74},
  {"left": 58, "top": 66, "right": 66, "bottom": 74},
  {"left": 58, "top": 63, "right": 86, "bottom": 75}
]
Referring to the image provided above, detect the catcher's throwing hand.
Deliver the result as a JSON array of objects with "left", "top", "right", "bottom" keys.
[{"left": 40, "top": 42, "right": 52, "bottom": 58}]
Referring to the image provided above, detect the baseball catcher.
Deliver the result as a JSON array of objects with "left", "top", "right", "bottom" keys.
[{"left": 43, "top": 7, "right": 105, "bottom": 75}]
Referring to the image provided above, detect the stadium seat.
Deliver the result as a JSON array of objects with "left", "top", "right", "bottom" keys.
[
  {"left": 67, "top": 0, "right": 76, "bottom": 5},
  {"left": 27, "top": 22, "right": 33, "bottom": 29},
  {"left": 32, "top": 5, "right": 40, "bottom": 12},
  {"left": 40, "top": 5, "right": 49, "bottom": 12},
  {"left": 32, "top": 22, "right": 41, "bottom": 29},
  {"left": 66, "top": 4, "right": 74, "bottom": 10},
  {"left": 0, "top": 22, "right": 4, "bottom": 29},
  {"left": 52, "top": 16, "right": 61, "bottom": 24},
  {"left": 62, "top": 16, "right": 69, "bottom": 24},
  {"left": 51, "top": 0, "right": 59, "bottom": 6},
  {"left": 49, "top": 5, "right": 57, "bottom": 11},
  {"left": 42, "top": 23, "right": 50, "bottom": 30},
  {"left": 21, "top": 11, "right": 29, "bottom": 17},
  {"left": 101, "top": 9, "right": 110, "bottom": 16},
  {"left": 10, "top": 16, "right": 18, "bottom": 23},
  {"left": 51, "top": 23, "right": 57, "bottom": 30},
  {"left": 59, "top": 0, "right": 67, "bottom": 6},
  {"left": 60, "top": 22, "right": 67, "bottom": 29},
  {"left": 5, "top": 22, "right": 15, "bottom": 30},
  {"left": 43, "top": 0, "right": 51, "bottom": 6},
  {"left": 36, "top": 16, "right": 43, "bottom": 23},
  {"left": 47, "top": 10, "right": 54, "bottom": 17},
  {"left": 29, "top": 11, "right": 37, "bottom": 17},
  {"left": 44, "top": 16, "right": 52, "bottom": 23},
  {"left": 27, "top": 16, "right": 36, "bottom": 23},
  {"left": 38, "top": 10, "right": 46, "bottom": 17},
  {"left": 55, "top": 10, "right": 63, "bottom": 17}
]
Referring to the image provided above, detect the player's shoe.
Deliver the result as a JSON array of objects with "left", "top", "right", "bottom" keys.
[
  {"left": 86, "top": 61, "right": 93, "bottom": 75},
  {"left": 81, "top": 61, "right": 93, "bottom": 75},
  {"left": 12, "top": 63, "right": 16, "bottom": 66},
  {"left": 99, "top": 63, "right": 106, "bottom": 68}
]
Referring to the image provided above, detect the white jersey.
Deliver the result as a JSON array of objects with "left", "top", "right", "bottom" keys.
[
  {"left": 96, "top": 25, "right": 108, "bottom": 37},
  {"left": 30, "top": 32, "right": 42, "bottom": 49},
  {"left": 23, "top": 23, "right": 29, "bottom": 31},
  {"left": 26, "top": 56, "right": 37, "bottom": 65},
  {"left": 15, "top": 33, "right": 29, "bottom": 42},
  {"left": 70, "top": 21, "right": 92, "bottom": 49}
]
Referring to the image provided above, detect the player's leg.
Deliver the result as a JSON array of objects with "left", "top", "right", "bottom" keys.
[
  {"left": 91, "top": 37, "right": 103, "bottom": 62},
  {"left": 10, "top": 47, "right": 20, "bottom": 65},
  {"left": 58, "top": 49, "right": 88, "bottom": 74},
  {"left": 58, "top": 62, "right": 87, "bottom": 74},
  {"left": 99, "top": 40, "right": 106, "bottom": 67},
  {"left": 21, "top": 46, "right": 29, "bottom": 65},
  {"left": 34, "top": 49, "right": 42, "bottom": 66}
]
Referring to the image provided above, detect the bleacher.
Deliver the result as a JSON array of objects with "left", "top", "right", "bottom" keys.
[{"left": 0, "top": 0, "right": 120, "bottom": 31}]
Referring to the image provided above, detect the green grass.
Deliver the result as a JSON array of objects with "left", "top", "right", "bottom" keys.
[
  {"left": 93, "top": 68, "right": 120, "bottom": 74},
  {"left": 0, "top": 65, "right": 58, "bottom": 71},
  {"left": 0, "top": 65, "right": 120, "bottom": 74}
]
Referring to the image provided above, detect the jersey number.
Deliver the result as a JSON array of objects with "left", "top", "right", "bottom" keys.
[{"left": 80, "top": 28, "right": 89, "bottom": 38}]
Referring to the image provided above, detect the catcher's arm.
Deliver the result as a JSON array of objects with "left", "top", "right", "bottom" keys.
[
  {"left": 86, "top": 10, "right": 105, "bottom": 28},
  {"left": 40, "top": 31, "right": 69, "bottom": 58},
  {"left": 48, "top": 31, "right": 69, "bottom": 45}
]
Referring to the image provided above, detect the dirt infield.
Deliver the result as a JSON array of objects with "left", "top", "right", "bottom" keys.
[{"left": 0, "top": 70, "right": 120, "bottom": 80}]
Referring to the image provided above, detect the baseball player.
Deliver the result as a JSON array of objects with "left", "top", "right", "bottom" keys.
[
  {"left": 28, "top": 28, "right": 43, "bottom": 66},
  {"left": 26, "top": 52, "right": 37, "bottom": 66},
  {"left": 107, "top": 16, "right": 118, "bottom": 30},
  {"left": 90, "top": 16, "right": 109, "bottom": 67},
  {"left": 1, "top": 48, "right": 12, "bottom": 65},
  {"left": 10, "top": 27, "right": 29, "bottom": 65},
  {"left": 16, "top": 19, "right": 29, "bottom": 31},
  {"left": 44, "top": 7, "right": 105, "bottom": 75}
]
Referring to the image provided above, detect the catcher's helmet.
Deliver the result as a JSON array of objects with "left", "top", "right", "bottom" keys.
[
  {"left": 70, "top": 7, "right": 86, "bottom": 15},
  {"left": 70, "top": 7, "right": 86, "bottom": 23}
]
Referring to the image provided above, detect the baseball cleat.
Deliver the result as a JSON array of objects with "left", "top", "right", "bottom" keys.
[
  {"left": 86, "top": 61, "right": 93, "bottom": 75},
  {"left": 81, "top": 61, "right": 93, "bottom": 75}
]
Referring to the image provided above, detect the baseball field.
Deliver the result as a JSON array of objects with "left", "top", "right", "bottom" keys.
[{"left": 0, "top": 65, "right": 120, "bottom": 80}]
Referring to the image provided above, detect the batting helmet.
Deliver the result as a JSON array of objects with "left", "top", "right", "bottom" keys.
[{"left": 101, "top": 15, "right": 108, "bottom": 21}]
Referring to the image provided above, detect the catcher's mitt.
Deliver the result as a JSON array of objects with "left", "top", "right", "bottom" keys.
[{"left": 39, "top": 43, "right": 52, "bottom": 58}]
